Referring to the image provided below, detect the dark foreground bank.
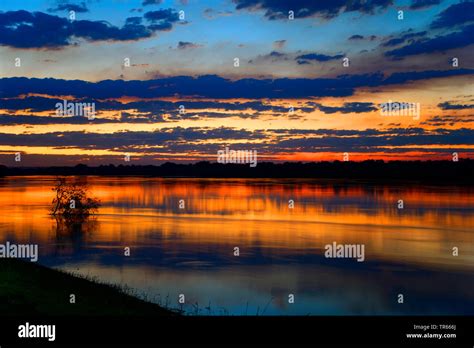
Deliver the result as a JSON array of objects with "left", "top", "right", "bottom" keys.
[
  {"left": 0, "top": 259, "right": 176, "bottom": 316},
  {"left": 0, "top": 262, "right": 473, "bottom": 345}
]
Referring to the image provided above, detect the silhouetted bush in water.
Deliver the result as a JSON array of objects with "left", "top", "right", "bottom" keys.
[{"left": 51, "top": 177, "right": 100, "bottom": 224}]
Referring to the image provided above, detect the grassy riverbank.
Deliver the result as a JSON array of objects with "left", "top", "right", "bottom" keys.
[{"left": 0, "top": 259, "right": 177, "bottom": 316}]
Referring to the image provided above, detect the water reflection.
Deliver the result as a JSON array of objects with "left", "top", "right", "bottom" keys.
[{"left": 0, "top": 176, "right": 473, "bottom": 315}]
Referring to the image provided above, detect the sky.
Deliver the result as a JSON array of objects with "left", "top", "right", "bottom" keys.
[{"left": 0, "top": 0, "right": 473, "bottom": 166}]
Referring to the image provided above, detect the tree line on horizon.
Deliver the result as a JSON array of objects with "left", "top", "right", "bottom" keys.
[{"left": 0, "top": 159, "right": 473, "bottom": 181}]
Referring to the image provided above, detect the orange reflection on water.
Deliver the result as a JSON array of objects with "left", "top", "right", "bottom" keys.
[{"left": 0, "top": 176, "right": 473, "bottom": 271}]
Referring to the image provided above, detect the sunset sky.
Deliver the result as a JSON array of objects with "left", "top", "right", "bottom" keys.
[{"left": 0, "top": 0, "right": 473, "bottom": 166}]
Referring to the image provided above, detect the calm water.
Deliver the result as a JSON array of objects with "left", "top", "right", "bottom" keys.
[{"left": 1, "top": 176, "right": 473, "bottom": 315}]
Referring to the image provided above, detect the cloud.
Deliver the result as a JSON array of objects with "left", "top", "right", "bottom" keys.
[
  {"left": 0, "top": 10, "right": 179, "bottom": 48},
  {"left": 48, "top": 1, "right": 89, "bottom": 13},
  {"left": 385, "top": 24, "right": 474, "bottom": 58},
  {"left": 203, "top": 8, "right": 233, "bottom": 19},
  {"left": 232, "top": 0, "right": 393, "bottom": 20},
  {"left": 0, "top": 95, "right": 316, "bottom": 125},
  {"left": 144, "top": 8, "right": 179, "bottom": 22},
  {"left": 0, "top": 114, "right": 142, "bottom": 125},
  {"left": 126, "top": 17, "right": 143, "bottom": 25},
  {"left": 267, "top": 51, "right": 287, "bottom": 58},
  {"left": 421, "top": 115, "right": 474, "bottom": 126},
  {"left": 1, "top": 69, "right": 473, "bottom": 100},
  {"left": 273, "top": 40, "right": 287, "bottom": 49},
  {"left": 409, "top": 0, "right": 441, "bottom": 10},
  {"left": 142, "top": 0, "right": 163, "bottom": 6},
  {"left": 438, "top": 101, "right": 474, "bottom": 110},
  {"left": 430, "top": 1, "right": 474, "bottom": 29},
  {"left": 249, "top": 51, "right": 290, "bottom": 64},
  {"left": 296, "top": 53, "right": 344, "bottom": 64},
  {"left": 271, "top": 128, "right": 474, "bottom": 152},
  {"left": 381, "top": 30, "right": 427, "bottom": 47},
  {"left": 0, "top": 11, "right": 70, "bottom": 48},
  {"left": 72, "top": 19, "right": 152, "bottom": 41},
  {"left": 382, "top": 68, "right": 474, "bottom": 84},
  {"left": 177, "top": 41, "right": 201, "bottom": 49},
  {"left": 0, "top": 127, "right": 471, "bottom": 155},
  {"left": 0, "top": 127, "right": 263, "bottom": 151},
  {"left": 0, "top": 96, "right": 315, "bottom": 124},
  {"left": 309, "top": 102, "right": 377, "bottom": 114},
  {"left": 348, "top": 34, "right": 378, "bottom": 41},
  {"left": 144, "top": 9, "right": 181, "bottom": 31}
]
